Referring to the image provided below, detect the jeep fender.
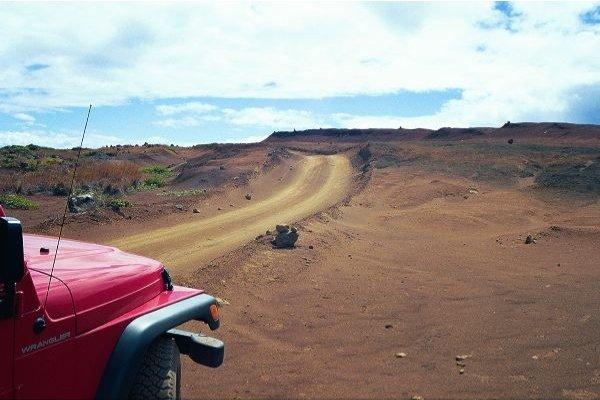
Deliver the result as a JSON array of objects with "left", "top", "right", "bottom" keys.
[{"left": 95, "top": 293, "right": 220, "bottom": 400}]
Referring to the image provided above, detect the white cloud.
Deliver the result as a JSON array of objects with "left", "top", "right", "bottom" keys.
[
  {"left": 0, "top": 129, "right": 170, "bottom": 148},
  {"left": 155, "top": 102, "right": 217, "bottom": 116},
  {"left": 0, "top": 2, "right": 598, "bottom": 128},
  {"left": 12, "top": 113, "right": 36, "bottom": 124},
  {"left": 221, "top": 107, "right": 326, "bottom": 129},
  {"left": 153, "top": 105, "right": 329, "bottom": 130}
]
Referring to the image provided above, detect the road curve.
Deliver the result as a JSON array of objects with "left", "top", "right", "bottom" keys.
[{"left": 110, "top": 154, "right": 352, "bottom": 273}]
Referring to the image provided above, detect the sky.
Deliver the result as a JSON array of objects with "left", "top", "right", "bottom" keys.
[{"left": 0, "top": 1, "right": 599, "bottom": 148}]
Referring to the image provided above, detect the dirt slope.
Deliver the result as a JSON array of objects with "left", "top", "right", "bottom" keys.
[{"left": 108, "top": 154, "right": 352, "bottom": 273}]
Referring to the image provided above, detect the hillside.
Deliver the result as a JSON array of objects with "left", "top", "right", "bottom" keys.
[{"left": 265, "top": 122, "right": 600, "bottom": 145}]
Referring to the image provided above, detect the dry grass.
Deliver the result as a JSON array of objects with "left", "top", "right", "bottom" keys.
[{"left": 77, "top": 160, "right": 141, "bottom": 188}]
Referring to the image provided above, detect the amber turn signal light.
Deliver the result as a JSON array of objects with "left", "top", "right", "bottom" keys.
[{"left": 209, "top": 304, "right": 220, "bottom": 321}]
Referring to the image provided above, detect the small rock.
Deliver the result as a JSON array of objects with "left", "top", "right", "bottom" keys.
[
  {"left": 459, "top": 368, "right": 465, "bottom": 374},
  {"left": 217, "top": 207, "right": 222, "bottom": 211},
  {"left": 308, "top": 245, "right": 314, "bottom": 249},
  {"left": 508, "top": 138, "right": 514, "bottom": 144},
  {"left": 395, "top": 352, "right": 407, "bottom": 358},
  {"left": 410, "top": 396, "right": 423, "bottom": 400},
  {"left": 68, "top": 192, "right": 96, "bottom": 213},
  {"left": 266, "top": 230, "right": 272, "bottom": 235},
  {"left": 272, "top": 225, "right": 299, "bottom": 249},
  {"left": 455, "top": 354, "right": 470, "bottom": 361},
  {"left": 525, "top": 235, "right": 535, "bottom": 244},
  {"left": 215, "top": 297, "right": 230, "bottom": 306},
  {"left": 219, "top": 165, "right": 225, "bottom": 170},
  {"left": 245, "top": 193, "right": 252, "bottom": 200},
  {"left": 175, "top": 204, "right": 184, "bottom": 211},
  {"left": 193, "top": 208, "right": 200, "bottom": 213},
  {"left": 385, "top": 324, "right": 393, "bottom": 329},
  {"left": 532, "top": 355, "right": 539, "bottom": 360}
]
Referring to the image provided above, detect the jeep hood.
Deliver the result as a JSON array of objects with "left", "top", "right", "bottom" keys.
[{"left": 23, "top": 234, "right": 166, "bottom": 334}]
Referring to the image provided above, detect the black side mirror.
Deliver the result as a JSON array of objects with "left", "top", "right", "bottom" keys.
[
  {"left": 0, "top": 217, "right": 25, "bottom": 284},
  {"left": 0, "top": 217, "right": 25, "bottom": 318}
]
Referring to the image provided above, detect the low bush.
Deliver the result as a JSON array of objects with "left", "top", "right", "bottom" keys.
[
  {"left": 0, "top": 194, "right": 38, "bottom": 210},
  {"left": 107, "top": 197, "right": 131, "bottom": 210},
  {"left": 140, "top": 165, "right": 172, "bottom": 188}
]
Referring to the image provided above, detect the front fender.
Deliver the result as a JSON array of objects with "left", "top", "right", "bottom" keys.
[{"left": 95, "top": 293, "right": 221, "bottom": 400}]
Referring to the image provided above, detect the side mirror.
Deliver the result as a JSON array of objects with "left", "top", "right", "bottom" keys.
[
  {"left": 0, "top": 217, "right": 24, "bottom": 318},
  {"left": 0, "top": 217, "right": 25, "bottom": 285}
]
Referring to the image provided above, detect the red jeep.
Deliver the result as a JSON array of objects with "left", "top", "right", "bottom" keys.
[{"left": 0, "top": 205, "right": 224, "bottom": 399}]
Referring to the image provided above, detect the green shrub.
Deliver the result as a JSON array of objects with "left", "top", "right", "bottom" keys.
[
  {"left": 0, "top": 194, "right": 38, "bottom": 210},
  {"left": 107, "top": 197, "right": 131, "bottom": 209},
  {"left": 141, "top": 165, "right": 171, "bottom": 175},
  {"left": 140, "top": 165, "right": 172, "bottom": 188}
]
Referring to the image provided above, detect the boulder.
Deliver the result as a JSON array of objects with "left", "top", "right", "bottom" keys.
[
  {"left": 68, "top": 193, "right": 96, "bottom": 213},
  {"left": 272, "top": 225, "right": 299, "bottom": 248}
]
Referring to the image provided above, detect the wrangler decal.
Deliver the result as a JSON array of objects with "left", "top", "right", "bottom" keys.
[{"left": 21, "top": 331, "right": 71, "bottom": 354}]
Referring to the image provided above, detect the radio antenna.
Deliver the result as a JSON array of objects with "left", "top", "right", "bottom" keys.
[{"left": 43, "top": 105, "right": 92, "bottom": 310}]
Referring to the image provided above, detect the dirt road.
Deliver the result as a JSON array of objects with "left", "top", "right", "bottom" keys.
[{"left": 109, "top": 154, "right": 352, "bottom": 273}]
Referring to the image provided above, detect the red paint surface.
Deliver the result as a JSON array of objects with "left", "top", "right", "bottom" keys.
[{"left": 2, "top": 233, "right": 203, "bottom": 399}]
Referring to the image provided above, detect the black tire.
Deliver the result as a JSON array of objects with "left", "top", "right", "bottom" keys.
[{"left": 129, "top": 336, "right": 181, "bottom": 400}]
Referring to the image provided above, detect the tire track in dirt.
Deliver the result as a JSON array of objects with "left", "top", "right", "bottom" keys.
[{"left": 109, "top": 154, "right": 352, "bottom": 273}]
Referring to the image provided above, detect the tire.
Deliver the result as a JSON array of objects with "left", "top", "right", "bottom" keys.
[{"left": 129, "top": 336, "right": 181, "bottom": 400}]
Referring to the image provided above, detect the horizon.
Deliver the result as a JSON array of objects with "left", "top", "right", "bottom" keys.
[{"left": 1, "top": 1, "right": 599, "bottom": 148}]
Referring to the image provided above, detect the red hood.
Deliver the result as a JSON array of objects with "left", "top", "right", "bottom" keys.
[{"left": 23, "top": 234, "right": 166, "bottom": 334}]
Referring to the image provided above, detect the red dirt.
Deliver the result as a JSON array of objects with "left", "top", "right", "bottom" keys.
[{"left": 177, "top": 166, "right": 600, "bottom": 399}]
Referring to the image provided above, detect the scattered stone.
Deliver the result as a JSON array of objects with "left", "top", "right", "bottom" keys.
[
  {"left": 385, "top": 324, "right": 393, "bottom": 329},
  {"left": 229, "top": 204, "right": 235, "bottom": 207},
  {"left": 175, "top": 204, "right": 184, "bottom": 211},
  {"left": 193, "top": 208, "right": 200, "bottom": 213},
  {"left": 459, "top": 368, "right": 465, "bottom": 374},
  {"left": 266, "top": 230, "right": 272, "bottom": 235},
  {"left": 308, "top": 245, "right": 314, "bottom": 249},
  {"left": 215, "top": 297, "right": 230, "bottom": 306},
  {"left": 245, "top": 193, "right": 252, "bottom": 200},
  {"left": 395, "top": 352, "right": 407, "bottom": 358},
  {"left": 455, "top": 354, "right": 471, "bottom": 361},
  {"left": 410, "top": 395, "right": 423, "bottom": 400},
  {"left": 508, "top": 138, "right": 514, "bottom": 144},
  {"left": 532, "top": 355, "right": 539, "bottom": 360},
  {"left": 549, "top": 225, "right": 561, "bottom": 231},
  {"left": 68, "top": 192, "right": 96, "bottom": 213},
  {"left": 525, "top": 235, "right": 535, "bottom": 244},
  {"left": 289, "top": 165, "right": 294, "bottom": 170},
  {"left": 217, "top": 207, "right": 222, "bottom": 211},
  {"left": 219, "top": 165, "right": 225, "bottom": 170},
  {"left": 271, "top": 225, "right": 299, "bottom": 249},
  {"left": 255, "top": 234, "right": 264, "bottom": 240},
  {"left": 456, "top": 361, "right": 466, "bottom": 367},
  {"left": 103, "top": 185, "right": 123, "bottom": 196}
]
